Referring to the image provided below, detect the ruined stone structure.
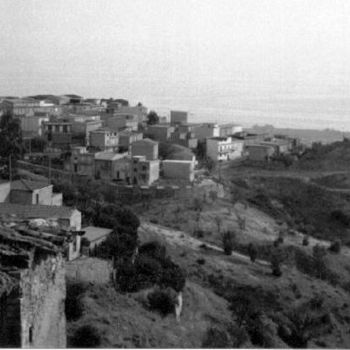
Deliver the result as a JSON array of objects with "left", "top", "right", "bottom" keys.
[{"left": 0, "top": 220, "right": 68, "bottom": 347}]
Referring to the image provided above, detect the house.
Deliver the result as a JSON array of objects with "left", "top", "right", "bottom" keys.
[
  {"left": 206, "top": 136, "right": 244, "bottom": 161},
  {"left": 260, "top": 138, "right": 291, "bottom": 155},
  {"left": 118, "top": 130, "right": 143, "bottom": 151},
  {"left": 71, "top": 119, "right": 103, "bottom": 145},
  {"left": 219, "top": 123, "right": 243, "bottom": 137},
  {"left": 170, "top": 130, "right": 198, "bottom": 149},
  {"left": 131, "top": 138, "right": 158, "bottom": 161},
  {"left": 170, "top": 110, "right": 188, "bottom": 125},
  {"left": 1, "top": 98, "right": 40, "bottom": 117},
  {"left": 94, "top": 152, "right": 130, "bottom": 181},
  {"left": 107, "top": 103, "right": 147, "bottom": 123},
  {"left": 162, "top": 160, "right": 195, "bottom": 182},
  {"left": 89, "top": 128, "right": 119, "bottom": 152},
  {"left": 146, "top": 124, "right": 175, "bottom": 142},
  {"left": 131, "top": 156, "right": 160, "bottom": 186},
  {"left": 81, "top": 226, "right": 112, "bottom": 255},
  {"left": 0, "top": 222, "right": 67, "bottom": 347},
  {"left": 192, "top": 123, "right": 220, "bottom": 140},
  {"left": 18, "top": 115, "right": 49, "bottom": 137},
  {"left": 68, "top": 147, "right": 95, "bottom": 177},
  {"left": 245, "top": 144, "right": 275, "bottom": 162},
  {"left": 9, "top": 179, "right": 62, "bottom": 206},
  {"left": 105, "top": 114, "right": 138, "bottom": 131},
  {"left": 42, "top": 120, "right": 72, "bottom": 149},
  {"left": 0, "top": 203, "right": 81, "bottom": 231}
]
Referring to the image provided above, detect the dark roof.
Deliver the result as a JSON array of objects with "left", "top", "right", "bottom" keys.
[
  {"left": 0, "top": 203, "right": 78, "bottom": 220},
  {"left": 11, "top": 179, "right": 51, "bottom": 192}
]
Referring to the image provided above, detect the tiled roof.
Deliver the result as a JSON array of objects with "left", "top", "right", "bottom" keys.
[
  {"left": 134, "top": 138, "right": 158, "bottom": 145},
  {"left": 95, "top": 152, "right": 126, "bottom": 161},
  {"left": 11, "top": 179, "right": 51, "bottom": 192},
  {"left": 82, "top": 226, "right": 112, "bottom": 242},
  {"left": 0, "top": 203, "right": 77, "bottom": 220}
]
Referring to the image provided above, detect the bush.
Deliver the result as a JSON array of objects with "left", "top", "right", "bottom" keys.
[
  {"left": 70, "top": 325, "right": 101, "bottom": 348},
  {"left": 159, "top": 258, "right": 186, "bottom": 292},
  {"left": 65, "top": 283, "right": 86, "bottom": 321},
  {"left": 222, "top": 231, "right": 234, "bottom": 255},
  {"left": 196, "top": 258, "right": 206, "bottom": 265},
  {"left": 328, "top": 239, "right": 341, "bottom": 253},
  {"left": 202, "top": 326, "right": 232, "bottom": 348},
  {"left": 148, "top": 288, "right": 176, "bottom": 316},
  {"left": 302, "top": 235, "right": 309, "bottom": 246}
]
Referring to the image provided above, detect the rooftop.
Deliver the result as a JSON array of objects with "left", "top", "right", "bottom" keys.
[
  {"left": 0, "top": 203, "right": 77, "bottom": 220},
  {"left": 133, "top": 138, "right": 158, "bottom": 145},
  {"left": 95, "top": 152, "right": 127, "bottom": 161},
  {"left": 82, "top": 226, "right": 112, "bottom": 242},
  {"left": 11, "top": 179, "right": 51, "bottom": 192}
]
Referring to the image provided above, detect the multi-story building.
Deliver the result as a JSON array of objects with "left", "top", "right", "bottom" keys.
[
  {"left": 131, "top": 156, "right": 159, "bottom": 186},
  {"left": 118, "top": 130, "right": 143, "bottom": 151},
  {"left": 146, "top": 124, "right": 175, "bottom": 142},
  {"left": 219, "top": 123, "right": 243, "bottom": 137},
  {"left": 105, "top": 114, "right": 138, "bottom": 131},
  {"left": 42, "top": 120, "right": 72, "bottom": 149},
  {"left": 170, "top": 130, "right": 198, "bottom": 149},
  {"left": 192, "top": 123, "right": 220, "bottom": 140},
  {"left": 170, "top": 110, "right": 188, "bottom": 125},
  {"left": 107, "top": 103, "right": 147, "bottom": 123},
  {"left": 89, "top": 128, "right": 119, "bottom": 152},
  {"left": 162, "top": 160, "right": 195, "bottom": 182},
  {"left": 206, "top": 136, "right": 244, "bottom": 161},
  {"left": 94, "top": 152, "right": 130, "bottom": 181},
  {"left": 18, "top": 115, "right": 50, "bottom": 137},
  {"left": 131, "top": 138, "right": 158, "bottom": 161}
]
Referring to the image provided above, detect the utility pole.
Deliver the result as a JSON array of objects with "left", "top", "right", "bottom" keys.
[
  {"left": 48, "top": 156, "right": 51, "bottom": 184},
  {"left": 9, "top": 155, "right": 12, "bottom": 182}
]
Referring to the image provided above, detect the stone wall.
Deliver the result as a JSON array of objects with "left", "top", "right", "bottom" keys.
[{"left": 19, "top": 253, "right": 66, "bottom": 348}]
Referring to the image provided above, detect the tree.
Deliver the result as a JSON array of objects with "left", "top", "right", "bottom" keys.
[
  {"left": 222, "top": 230, "right": 234, "bottom": 255},
  {"left": 146, "top": 110, "right": 159, "bottom": 125},
  {"left": 0, "top": 112, "right": 24, "bottom": 179},
  {"left": 328, "top": 239, "right": 341, "bottom": 253},
  {"left": 248, "top": 243, "right": 258, "bottom": 262},
  {"left": 214, "top": 216, "right": 222, "bottom": 234},
  {"left": 270, "top": 248, "right": 283, "bottom": 277},
  {"left": 312, "top": 244, "right": 327, "bottom": 279}
]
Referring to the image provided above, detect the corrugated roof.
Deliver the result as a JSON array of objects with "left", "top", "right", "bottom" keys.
[
  {"left": 0, "top": 203, "right": 77, "bottom": 219},
  {"left": 82, "top": 226, "right": 112, "bottom": 242}
]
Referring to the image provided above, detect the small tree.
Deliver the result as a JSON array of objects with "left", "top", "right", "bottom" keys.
[
  {"left": 146, "top": 110, "right": 159, "bottom": 125},
  {"left": 214, "top": 215, "right": 222, "bottom": 234},
  {"left": 270, "top": 249, "right": 283, "bottom": 277},
  {"left": 302, "top": 235, "right": 309, "bottom": 246},
  {"left": 312, "top": 244, "right": 327, "bottom": 279},
  {"left": 147, "top": 288, "right": 177, "bottom": 316},
  {"left": 222, "top": 231, "right": 234, "bottom": 255}
]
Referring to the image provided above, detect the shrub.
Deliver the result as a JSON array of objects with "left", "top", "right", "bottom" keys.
[
  {"left": 70, "top": 325, "right": 101, "bottom": 348},
  {"left": 159, "top": 258, "right": 186, "bottom": 292},
  {"left": 302, "top": 235, "right": 309, "bottom": 246},
  {"left": 196, "top": 258, "right": 206, "bottom": 265},
  {"left": 222, "top": 231, "right": 234, "bottom": 255},
  {"left": 328, "top": 239, "right": 341, "bottom": 253},
  {"left": 202, "top": 326, "right": 232, "bottom": 348},
  {"left": 147, "top": 288, "right": 176, "bottom": 316},
  {"left": 270, "top": 250, "right": 283, "bottom": 277},
  {"left": 65, "top": 283, "right": 86, "bottom": 321}
]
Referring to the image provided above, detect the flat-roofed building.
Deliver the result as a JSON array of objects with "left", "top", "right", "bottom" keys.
[
  {"left": 131, "top": 138, "right": 158, "bottom": 161},
  {"left": 118, "top": 130, "right": 143, "bottom": 151},
  {"left": 89, "top": 128, "right": 119, "bottom": 152},
  {"left": 219, "top": 123, "right": 243, "bottom": 137},
  {"left": 131, "top": 156, "right": 159, "bottom": 186},
  {"left": 192, "top": 123, "right": 220, "bottom": 140},
  {"left": 146, "top": 124, "right": 175, "bottom": 142},
  {"left": 94, "top": 152, "right": 130, "bottom": 181},
  {"left": 206, "top": 136, "right": 244, "bottom": 161},
  {"left": 246, "top": 144, "right": 275, "bottom": 162},
  {"left": 162, "top": 160, "right": 195, "bottom": 182},
  {"left": 170, "top": 110, "right": 188, "bottom": 125}
]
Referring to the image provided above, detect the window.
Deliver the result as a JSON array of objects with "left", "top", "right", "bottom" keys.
[
  {"left": 142, "top": 165, "right": 147, "bottom": 171},
  {"left": 63, "top": 125, "right": 68, "bottom": 133},
  {"left": 35, "top": 193, "right": 39, "bottom": 204}
]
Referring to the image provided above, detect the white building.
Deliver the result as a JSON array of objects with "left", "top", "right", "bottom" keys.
[{"left": 206, "top": 136, "right": 244, "bottom": 161}]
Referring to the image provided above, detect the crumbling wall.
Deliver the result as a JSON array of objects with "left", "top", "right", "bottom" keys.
[{"left": 20, "top": 253, "right": 66, "bottom": 348}]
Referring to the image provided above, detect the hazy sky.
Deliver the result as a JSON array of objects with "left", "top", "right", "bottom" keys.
[{"left": 1, "top": 0, "right": 350, "bottom": 102}]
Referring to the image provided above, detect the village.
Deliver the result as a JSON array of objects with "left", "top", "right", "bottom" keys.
[{"left": 2, "top": 94, "right": 350, "bottom": 348}]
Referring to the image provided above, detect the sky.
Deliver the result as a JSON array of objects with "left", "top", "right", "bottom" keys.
[{"left": 1, "top": 0, "right": 350, "bottom": 108}]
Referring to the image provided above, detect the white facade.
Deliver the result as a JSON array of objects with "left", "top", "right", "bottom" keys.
[
  {"left": 206, "top": 136, "right": 244, "bottom": 161},
  {"left": 19, "top": 115, "right": 49, "bottom": 136}
]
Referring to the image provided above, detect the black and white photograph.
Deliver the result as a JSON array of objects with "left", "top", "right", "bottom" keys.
[{"left": 0, "top": 0, "right": 350, "bottom": 348}]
